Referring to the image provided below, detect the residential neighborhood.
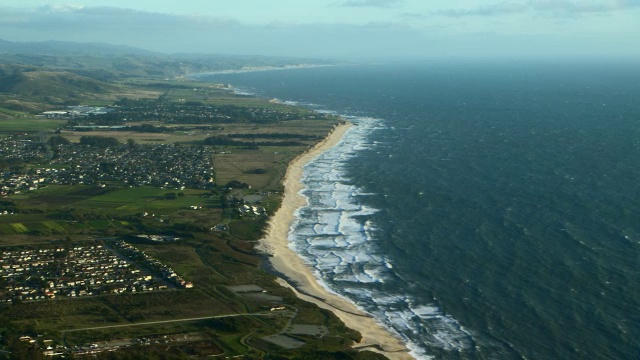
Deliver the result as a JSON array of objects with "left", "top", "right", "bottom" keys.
[
  {"left": 113, "top": 240, "right": 193, "bottom": 289},
  {"left": 0, "top": 139, "right": 215, "bottom": 195},
  {"left": 0, "top": 241, "right": 190, "bottom": 304},
  {"left": 64, "top": 99, "right": 323, "bottom": 126}
]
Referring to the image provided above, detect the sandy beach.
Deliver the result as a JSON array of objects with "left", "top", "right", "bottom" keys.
[{"left": 260, "top": 122, "right": 414, "bottom": 360}]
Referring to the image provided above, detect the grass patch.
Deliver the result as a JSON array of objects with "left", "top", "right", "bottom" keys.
[
  {"left": 19, "top": 185, "right": 110, "bottom": 207},
  {"left": 78, "top": 187, "right": 210, "bottom": 214},
  {"left": 84, "top": 187, "right": 169, "bottom": 203},
  {"left": 0, "top": 118, "right": 66, "bottom": 136},
  {"left": 9, "top": 223, "right": 29, "bottom": 233},
  {"left": 42, "top": 221, "right": 66, "bottom": 231},
  {"left": 0, "top": 107, "right": 29, "bottom": 117},
  {"left": 0, "top": 224, "right": 16, "bottom": 235},
  {"left": 88, "top": 220, "right": 112, "bottom": 229}
]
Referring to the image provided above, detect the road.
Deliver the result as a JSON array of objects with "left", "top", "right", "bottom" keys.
[{"left": 62, "top": 312, "right": 283, "bottom": 333}]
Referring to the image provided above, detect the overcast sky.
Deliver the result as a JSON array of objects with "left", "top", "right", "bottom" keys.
[{"left": 1, "top": 0, "right": 639, "bottom": 59}]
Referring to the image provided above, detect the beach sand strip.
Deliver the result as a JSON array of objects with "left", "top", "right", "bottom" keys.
[{"left": 260, "top": 122, "right": 414, "bottom": 360}]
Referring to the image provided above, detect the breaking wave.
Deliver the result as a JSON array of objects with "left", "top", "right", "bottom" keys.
[{"left": 289, "top": 116, "right": 476, "bottom": 359}]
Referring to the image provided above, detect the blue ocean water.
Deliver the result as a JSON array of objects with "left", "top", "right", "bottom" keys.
[{"left": 201, "top": 60, "right": 640, "bottom": 359}]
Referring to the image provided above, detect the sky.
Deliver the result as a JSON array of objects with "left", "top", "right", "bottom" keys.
[{"left": 0, "top": 0, "right": 639, "bottom": 59}]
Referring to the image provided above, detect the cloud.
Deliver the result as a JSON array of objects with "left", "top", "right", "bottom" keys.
[
  {"left": 434, "top": 0, "right": 640, "bottom": 18},
  {"left": 0, "top": 5, "right": 428, "bottom": 59},
  {"left": 1, "top": 4, "right": 638, "bottom": 59},
  {"left": 0, "top": 5, "right": 239, "bottom": 31},
  {"left": 400, "top": 12, "right": 428, "bottom": 19},
  {"left": 39, "top": 4, "right": 86, "bottom": 13},
  {"left": 336, "top": 0, "right": 403, "bottom": 8}
]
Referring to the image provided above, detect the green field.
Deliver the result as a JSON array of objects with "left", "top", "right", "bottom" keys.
[
  {"left": 0, "top": 107, "right": 29, "bottom": 117},
  {"left": 0, "top": 218, "right": 68, "bottom": 235},
  {"left": 9, "top": 222, "right": 29, "bottom": 233},
  {"left": 2, "top": 185, "right": 228, "bottom": 237},
  {"left": 42, "top": 221, "right": 66, "bottom": 232},
  {"left": 0, "top": 118, "right": 66, "bottom": 136},
  {"left": 79, "top": 187, "right": 211, "bottom": 212},
  {"left": 0, "top": 224, "right": 17, "bottom": 235}
]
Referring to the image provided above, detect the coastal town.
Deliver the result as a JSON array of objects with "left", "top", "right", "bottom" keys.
[{"left": 0, "top": 40, "right": 402, "bottom": 359}]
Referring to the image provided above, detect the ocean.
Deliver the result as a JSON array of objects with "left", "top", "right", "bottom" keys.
[{"left": 200, "top": 60, "right": 640, "bottom": 360}]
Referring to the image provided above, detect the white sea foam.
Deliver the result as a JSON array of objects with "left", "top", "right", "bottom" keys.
[
  {"left": 224, "top": 86, "right": 257, "bottom": 97},
  {"left": 281, "top": 100, "right": 323, "bottom": 108},
  {"left": 286, "top": 114, "right": 475, "bottom": 359}
]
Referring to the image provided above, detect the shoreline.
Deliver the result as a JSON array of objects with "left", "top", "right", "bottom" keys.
[
  {"left": 260, "top": 122, "right": 414, "bottom": 360},
  {"left": 189, "top": 64, "right": 337, "bottom": 77}
]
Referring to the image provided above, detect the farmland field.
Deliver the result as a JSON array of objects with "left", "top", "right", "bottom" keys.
[
  {"left": 78, "top": 187, "right": 212, "bottom": 213},
  {"left": 42, "top": 221, "right": 65, "bottom": 231},
  {"left": 9, "top": 223, "right": 28, "bottom": 233},
  {"left": 0, "top": 118, "right": 66, "bottom": 136}
]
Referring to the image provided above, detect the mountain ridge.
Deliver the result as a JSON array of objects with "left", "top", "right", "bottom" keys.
[{"left": 0, "top": 39, "right": 156, "bottom": 56}]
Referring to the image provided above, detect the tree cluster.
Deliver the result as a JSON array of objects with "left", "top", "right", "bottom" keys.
[{"left": 79, "top": 136, "right": 120, "bottom": 147}]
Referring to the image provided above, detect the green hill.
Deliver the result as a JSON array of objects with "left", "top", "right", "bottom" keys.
[
  {"left": 0, "top": 39, "right": 155, "bottom": 56},
  {"left": 0, "top": 70, "right": 114, "bottom": 95},
  {"left": 0, "top": 39, "right": 342, "bottom": 81},
  {"left": 0, "top": 66, "right": 124, "bottom": 111},
  {"left": 0, "top": 39, "right": 343, "bottom": 112}
]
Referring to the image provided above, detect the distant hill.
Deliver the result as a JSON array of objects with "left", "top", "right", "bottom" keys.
[
  {"left": 0, "top": 39, "right": 155, "bottom": 56},
  {"left": 0, "top": 70, "right": 115, "bottom": 95},
  {"left": 0, "top": 39, "right": 341, "bottom": 80},
  {"left": 0, "top": 39, "right": 343, "bottom": 111},
  {"left": 0, "top": 64, "right": 124, "bottom": 111}
]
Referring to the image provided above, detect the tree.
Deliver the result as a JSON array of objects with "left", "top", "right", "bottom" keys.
[
  {"left": 47, "top": 135, "right": 70, "bottom": 146},
  {"left": 225, "top": 180, "right": 249, "bottom": 189}
]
